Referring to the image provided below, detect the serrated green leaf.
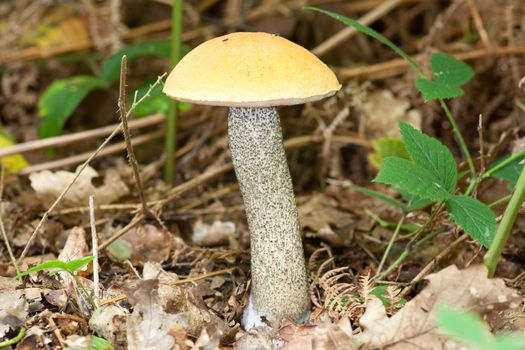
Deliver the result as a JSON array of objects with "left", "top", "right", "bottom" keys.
[
  {"left": 415, "top": 77, "right": 464, "bottom": 102},
  {"left": 445, "top": 195, "right": 495, "bottom": 248},
  {"left": 38, "top": 76, "right": 106, "bottom": 138},
  {"left": 102, "top": 40, "right": 190, "bottom": 83},
  {"left": 368, "top": 137, "right": 410, "bottom": 169},
  {"left": 399, "top": 120, "right": 457, "bottom": 193},
  {"left": 375, "top": 157, "right": 452, "bottom": 201},
  {"left": 431, "top": 52, "right": 474, "bottom": 87},
  {"left": 415, "top": 53, "right": 474, "bottom": 101}
]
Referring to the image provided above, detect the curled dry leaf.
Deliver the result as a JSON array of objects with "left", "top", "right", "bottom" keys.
[
  {"left": 192, "top": 220, "right": 236, "bottom": 247},
  {"left": 29, "top": 166, "right": 129, "bottom": 207},
  {"left": 358, "top": 264, "right": 522, "bottom": 350}
]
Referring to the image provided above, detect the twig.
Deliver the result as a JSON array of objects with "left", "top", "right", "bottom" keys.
[
  {"left": 89, "top": 195, "right": 100, "bottom": 305},
  {"left": 19, "top": 129, "right": 164, "bottom": 175},
  {"left": 118, "top": 56, "right": 148, "bottom": 214},
  {"left": 99, "top": 214, "right": 143, "bottom": 251},
  {"left": 311, "top": 0, "right": 403, "bottom": 56},
  {"left": 0, "top": 165, "right": 20, "bottom": 275},
  {"left": 400, "top": 234, "right": 468, "bottom": 297},
  {"left": 467, "top": 0, "right": 492, "bottom": 50},
  {"left": 98, "top": 267, "right": 236, "bottom": 306},
  {"left": 0, "top": 114, "right": 165, "bottom": 159},
  {"left": 339, "top": 46, "right": 525, "bottom": 79},
  {"left": 17, "top": 73, "right": 166, "bottom": 262}
]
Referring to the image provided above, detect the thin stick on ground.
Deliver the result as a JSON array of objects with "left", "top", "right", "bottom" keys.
[
  {"left": 18, "top": 73, "right": 167, "bottom": 263},
  {"left": 89, "top": 195, "right": 100, "bottom": 305},
  {"left": 0, "top": 165, "right": 20, "bottom": 275},
  {"left": 118, "top": 55, "right": 148, "bottom": 214}
]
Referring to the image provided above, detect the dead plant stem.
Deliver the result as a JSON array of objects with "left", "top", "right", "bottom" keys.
[{"left": 89, "top": 195, "right": 100, "bottom": 305}]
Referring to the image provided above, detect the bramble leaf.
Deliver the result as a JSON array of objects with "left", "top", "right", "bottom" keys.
[
  {"left": 445, "top": 195, "right": 495, "bottom": 248},
  {"left": 399, "top": 120, "right": 457, "bottom": 193},
  {"left": 374, "top": 157, "right": 452, "bottom": 201}
]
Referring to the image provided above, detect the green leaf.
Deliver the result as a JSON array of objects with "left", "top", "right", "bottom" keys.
[
  {"left": 437, "top": 304, "right": 525, "bottom": 350},
  {"left": 436, "top": 304, "right": 494, "bottom": 350},
  {"left": 305, "top": 7, "right": 420, "bottom": 73},
  {"left": 416, "top": 53, "right": 474, "bottom": 101},
  {"left": 102, "top": 40, "right": 190, "bottom": 83},
  {"left": 431, "top": 52, "right": 474, "bottom": 87},
  {"left": 370, "top": 285, "right": 406, "bottom": 307},
  {"left": 16, "top": 260, "right": 68, "bottom": 278},
  {"left": 415, "top": 77, "right": 464, "bottom": 102},
  {"left": 107, "top": 239, "right": 133, "bottom": 262},
  {"left": 91, "top": 335, "right": 115, "bottom": 350},
  {"left": 368, "top": 138, "right": 410, "bottom": 169},
  {"left": 487, "top": 152, "right": 525, "bottom": 189},
  {"left": 38, "top": 76, "right": 106, "bottom": 138},
  {"left": 445, "top": 195, "right": 496, "bottom": 248},
  {"left": 374, "top": 157, "right": 453, "bottom": 201},
  {"left": 64, "top": 256, "right": 94, "bottom": 273},
  {"left": 399, "top": 120, "right": 458, "bottom": 193}
]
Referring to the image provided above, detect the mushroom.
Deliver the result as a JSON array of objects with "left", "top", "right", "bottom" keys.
[{"left": 163, "top": 32, "right": 341, "bottom": 328}]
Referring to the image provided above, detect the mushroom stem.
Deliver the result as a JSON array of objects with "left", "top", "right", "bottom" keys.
[{"left": 228, "top": 106, "right": 310, "bottom": 328}]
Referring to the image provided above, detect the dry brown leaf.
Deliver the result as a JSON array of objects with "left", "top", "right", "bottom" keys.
[
  {"left": 359, "top": 90, "right": 421, "bottom": 138},
  {"left": 299, "top": 194, "right": 354, "bottom": 246},
  {"left": 358, "top": 264, "right": 522, "bottom": 349},
  {"left": 0, "top": 277, "right": 25, "bottom": 337},
  {"left": 89, "top": 304, "right": 128, "bottom": 348},
  {"left": 117, "top": 224, "right": 173, "bottom": 266},
  {"left": 30, "top": 166, "right": 129, "bottom": 207}
]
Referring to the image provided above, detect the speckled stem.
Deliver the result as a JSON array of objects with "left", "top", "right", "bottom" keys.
[{"left": 228, "top": 107, "right": 309, "bottom": 327}]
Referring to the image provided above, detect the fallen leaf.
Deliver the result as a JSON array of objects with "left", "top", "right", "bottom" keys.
[
  {"left": 126, "top": 279, "right": 189, "bottom": 350},
  {"left": 0, "top": 277, "right": 26, "bottom": 337},
  {"left": 30, "top": 166, "right": 129, "bottom": 208},
  {"left": 89, "top": 305, "right": 128, "bottom": 348},
  {"left": 192, "top": 220, "right": 236, "bottom": 247},
  {"left": 358, "top": 264, "right": 522, "bottom": 349}
]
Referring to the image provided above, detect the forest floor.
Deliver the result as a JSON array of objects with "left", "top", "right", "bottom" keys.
[{"left": 1, "top": 0, "right": 525, "bottom": 349}]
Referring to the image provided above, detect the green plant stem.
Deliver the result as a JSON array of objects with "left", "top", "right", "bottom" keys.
[
  {"left": 483, "top": 148, "right": 525, "bottom": 179},
  {"left": 164, "top": 0, "right": 183, "bottom": 184},
  {"left": 0, "top": 327, "right": 26, "bottom": 347},
  {"left": 73, "top": 274, "right": 97, "bottom": 312},
  {"left": 484, "top": 164, "right": 525, "bottom": 277},
  {"left": 439, "top": 99, "right": 476, "bottom": 178},
  {"left": 489, "top": 194, "right": 512, "bottom": 208},
  {"left": 375, "top": 215, "right": 405, "bottom": 278}
]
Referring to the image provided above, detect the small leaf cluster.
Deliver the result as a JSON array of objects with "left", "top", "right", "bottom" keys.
[
  {"left": 375, "top": 121, "right": 496, "bottom": 247},
  {"left": 38, "top": 40, "right": 190, "bottom": 139}
]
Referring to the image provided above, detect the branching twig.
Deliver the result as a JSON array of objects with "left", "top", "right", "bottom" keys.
[
  {"left": 118, "top": 55, "right": 148, "bottom": 214},
  {"left": 18, "top": 73, "right": 167, "bottom": 262}
]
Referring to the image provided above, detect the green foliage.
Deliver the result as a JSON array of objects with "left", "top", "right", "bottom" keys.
[
  {"left": 101, "top": 40, "right": 185, "bottom": 83},
  {"left": 16, "top": 256, "right": 94, "bottom": 279},
  {"left": 486, "top": 151, "right": 525, "bottom": 189},
  {"left": 38, "top": 40, "right": 190, "bottom": 138},
  {"left": 38, "top": 76, "right": 106, "bottom": 138},
  {"left": 107, "top": 239, "right": 133, "bottom": 262},
  {"left": 415, "top": 53, "right": 474, "bottom": 101},
  {"left": 375, "top": 120, "right": 496, "bottom": 247},
  {"left": 370, "top": 285, "right": 406, "bottom": 307},
  {"left": 368, "top": 138, "right": 410, "bottom": 169},
  {"left": 65, "top": 335, "right": 114, "bottom": 350},
  {"left": 436, "top": 304, "right": 525, "bottom": 350},
  {"left": 446, "top": 195, "right": 495, "bottom": 247}
]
